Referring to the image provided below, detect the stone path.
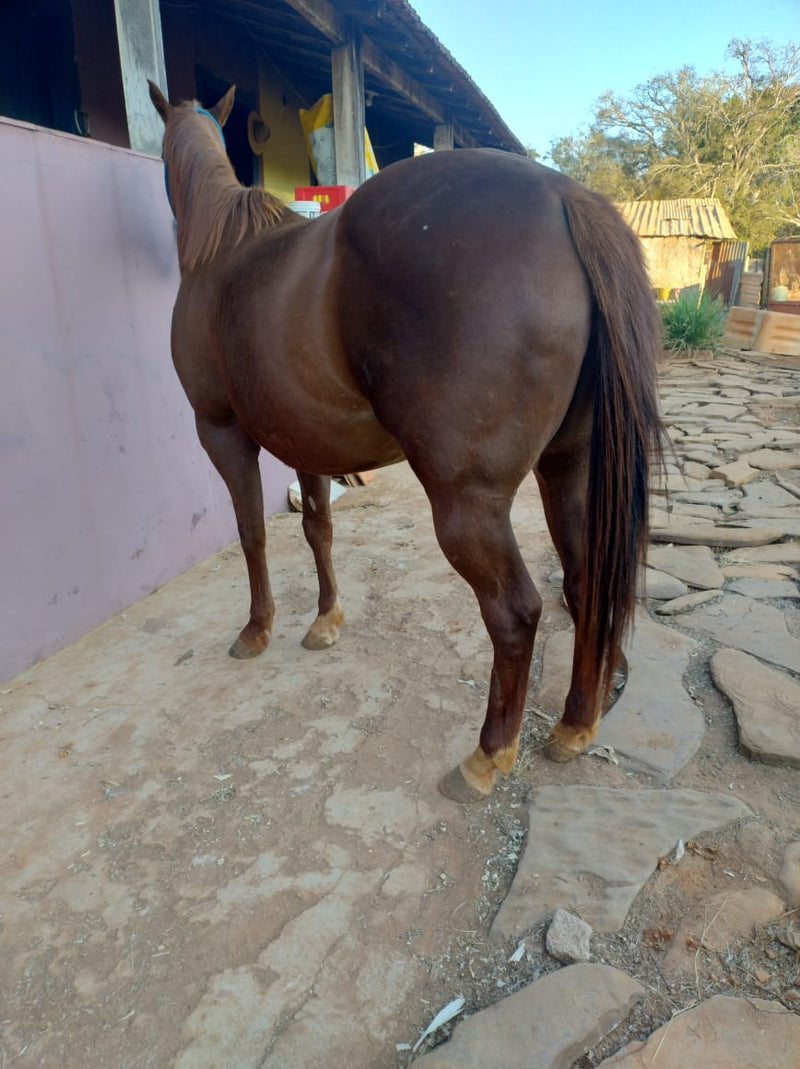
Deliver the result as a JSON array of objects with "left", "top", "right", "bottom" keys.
[
  {"left": 2, "top": 350, "right": 799, "bottom": 1068},
  {"left": 421, "top": 350, "right": 800, "bottom": 1065}
]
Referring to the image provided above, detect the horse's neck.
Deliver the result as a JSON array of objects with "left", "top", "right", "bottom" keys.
[
  {"left": 178, "top": 139, "right": 238, "bottom": 209},
  {"left": 167, "top": 116, "right": 290, "bottom": 273},
  {"left": 170, "top": 131, "right": 241, "bottom": 271}
]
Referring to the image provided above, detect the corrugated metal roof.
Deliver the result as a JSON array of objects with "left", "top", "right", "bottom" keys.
[{"left": 617, "top": 199, "right": 737, "bottom": 240}]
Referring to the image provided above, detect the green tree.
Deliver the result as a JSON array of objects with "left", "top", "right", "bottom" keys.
[{"left": 549, "top": 40, "right": 800, "bottom": 253}]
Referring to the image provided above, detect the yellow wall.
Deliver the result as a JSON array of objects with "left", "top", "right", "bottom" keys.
[{"left": 257, "top": 61, "right": 313, "bottom": 203}]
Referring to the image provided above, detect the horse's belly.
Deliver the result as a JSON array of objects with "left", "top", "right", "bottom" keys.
[{"left": 244, "top": 403, "right": 405, "bottom": 476}]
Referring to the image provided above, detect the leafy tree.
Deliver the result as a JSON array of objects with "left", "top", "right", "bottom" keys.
[{"left": 549, "top": 40, "right": 800, "bottom": 253}]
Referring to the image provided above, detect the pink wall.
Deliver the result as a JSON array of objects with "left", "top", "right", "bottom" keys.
[{"left": 0, "top": 118, "right": 293, "bottom": 683}]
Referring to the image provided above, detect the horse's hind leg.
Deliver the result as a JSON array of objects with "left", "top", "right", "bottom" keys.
[
  {"left": 196, "top": 416, "right": 274, "bottom": 658},
  {"left": 535, "top": 427, "right": 627, "bottom": 762},
  {"left": 426, "top": 484, "right": 542, "bottom": 803},
  {"left": 296, "top": 472, "right": 344, "bottom": 650}
]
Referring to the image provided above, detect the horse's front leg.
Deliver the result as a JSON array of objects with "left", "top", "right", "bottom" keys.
[
  {"left": 296, "top": 471, "right": 344, "bottom": 650},
  {"left": 196, "top": 416, "right": 274, "bottom": 658}
]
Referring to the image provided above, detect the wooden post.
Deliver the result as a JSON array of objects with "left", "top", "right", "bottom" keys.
[
  {"left": 332, "top": 25, "right": 367, "bottom": 187},
  {"left": 433, "top": 122, "right": 454, "bottom": 151},
  {"left": 113, "top": 0, "right": 168, "bottom": 155}
]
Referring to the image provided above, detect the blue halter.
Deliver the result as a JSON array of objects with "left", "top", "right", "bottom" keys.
[{"left": 164, "top": 107, "right": 226, "bottom": 216}]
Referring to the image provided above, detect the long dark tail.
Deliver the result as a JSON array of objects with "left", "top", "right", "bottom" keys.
[{"left": 561, "top": 185, "right": 664, "bottom": 707}]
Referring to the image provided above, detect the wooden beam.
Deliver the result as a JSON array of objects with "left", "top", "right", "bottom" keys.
[
  {"left": 332, "top": 25, "right": 367, "bottom": 186},
  {"left": 113, "top": 0, "right": 168, "bottom": 155},
  {"left": 281, "top": 0, "right": 346, "bottom": 44},
  {"left": 433, "top": 122, "right": 454, "bottom": 151},
  {"left": 282, "top": 0, "right": 479, "bottom": 147}
]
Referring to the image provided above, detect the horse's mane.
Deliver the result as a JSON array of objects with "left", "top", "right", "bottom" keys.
[{"left": 165, "top": 104, "right": 294, "bottom": 272}]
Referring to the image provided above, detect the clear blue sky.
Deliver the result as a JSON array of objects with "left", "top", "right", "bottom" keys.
[{"left": 409, "top": 0, "right": 798, "bottom": 157}]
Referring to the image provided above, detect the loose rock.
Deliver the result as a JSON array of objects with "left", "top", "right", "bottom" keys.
[{"left": 546, "top": 909, "right": 593, "bottom": 964}]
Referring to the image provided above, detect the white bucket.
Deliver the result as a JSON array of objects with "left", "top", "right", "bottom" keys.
[{"left": 288, "top": 200, "right": 321, "bottom": 220}]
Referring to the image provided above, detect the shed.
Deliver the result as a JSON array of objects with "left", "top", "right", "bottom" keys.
[
  {"left": 0, "top": 0, "right": 522, "bottom": 683},
  {"left": 616, "top": 198, "right": 739, "bottom": 296}
]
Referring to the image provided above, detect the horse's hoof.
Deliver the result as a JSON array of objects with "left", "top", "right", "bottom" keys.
[
  {"left": 544, "top": 735, "right": 583, "bottom": 763},
  {"left": 605, "top": 665, "right": 628, "bottom": 713},
  {"left": 301, "top": 627, "right": 338, "bottom": 651},
  {"left": 437, "top": 765, "right": 492, "bottom": 804},
  {"left": 229, "top": 633, "right": 268, "bottom": 659},
  {"left": 301, "top": 602, "right": 344, "bottom": 650}
]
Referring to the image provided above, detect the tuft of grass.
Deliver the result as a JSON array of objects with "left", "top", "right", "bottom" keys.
[{"left": 660, "top": 290, "right": 727, "bottom": 353}]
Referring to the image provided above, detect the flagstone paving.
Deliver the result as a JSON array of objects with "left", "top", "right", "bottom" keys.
[
  {"left": 2, "top": 350, "right": 799, "bottom": 1068},
  {"left": 711, "top": 649, "right": 800, "bottom": 767},
  {"left": 490, "top": 786, "right": 749, "bottom": 937},
  {"left": 415, "top": 965, "right": 644, "bottom": 1068},
  {"left": 420, "top": 350, "right": 800, "bottom": 1066},
  {"left": 599, "top": 995, "right": 800, "bottom": 1068}
]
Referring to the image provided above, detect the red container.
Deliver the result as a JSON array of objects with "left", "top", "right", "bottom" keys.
[{"left": 294, "top": 185, "right": 355, "bottom": 212}]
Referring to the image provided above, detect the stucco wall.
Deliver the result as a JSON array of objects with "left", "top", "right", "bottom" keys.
[
  {"left": 639, "top": 236, "right": 709, "bottom": 292},
  {"left": 0, "top": 118, "right": 293, "bottom": 683}
]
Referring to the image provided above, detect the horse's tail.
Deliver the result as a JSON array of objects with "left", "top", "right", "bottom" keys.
[{"left": 561, "top": 185, "right": 664, "bottom": 707}]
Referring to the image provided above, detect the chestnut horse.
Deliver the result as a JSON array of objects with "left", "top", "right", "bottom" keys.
[{"left": 148, "top": 82, "right": 663, "bottom": 803}]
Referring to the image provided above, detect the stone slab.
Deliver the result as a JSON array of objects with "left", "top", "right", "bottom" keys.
[
  {"left": 710, "top": 648, "right": 800, "bottom": 767},
  {"left": 663, "top": 888, "right": 786, "bottom": 976},
  {"left": 778, "top": 842, "right": 800, "bottom": 907},
  {"left": 490, "top": 787, "right": 749, "bottom": 938},
  {"left": 741, "top": 449, "right": 800, "bottom": 472},
  {"left": 740, "top": 482, "right": 800, "bottom": 510},
  {"left": 730, "top": 515, "right": 800, "bottom": 537},
  {"left": 650, "top": 525, "right": 787, "bottom": 547},
  {"left": 776, "top": 474, "right": 800, "bottom": 500},
  {"left": 671, "top": 490, "right": 742, "bottom": 508},
  {"left": 639, "top": 567, "right": 689, "bottom": 600},
  {"left": 600, "top": 995, "right": 800, "bottom": 1068},
  {"left": 681, "top": 594, "right": 800, "bottom": 674},
  {"left": 721, "top": 563, "right": 800, "bottom": 580},
  {"left": 415, "top": 964, "right": 644, "bottom": 1069},
  {"left": 725, "top": 578, "right": 800, "bottom": 599},
  {"left": 537, "top": 614, "right": 703, "bottom": 780},
  {"left": 647, "top": 544, "right": 725, "bottom": 589},
  {"left": 679, "top": 403, "right": 748, "bottom": 419},
  {"left": 654, "top": 589, "right": 724, "bottom": 615},
  {"left": 733, "top": 505, "right": 800, "bottom": 520},
  {"left": 709, "top": 459, "right": 759, "bottom": 487},
  {"left": 683, "top": 450, "right": 721, "bottom": 466},
  {"left": 722, "top": 541, "right": 800, "bottom": 564},
  {"left": 668, "top": 502, "right": 723, "bottom": 521}
]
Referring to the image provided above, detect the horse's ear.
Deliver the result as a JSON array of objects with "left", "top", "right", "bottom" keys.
[
  {"left": 211, "top": 85, "right": 237, "bottom": 128},
  {"left": 148, "top": 80, "right": 171, "bottom": 124}
]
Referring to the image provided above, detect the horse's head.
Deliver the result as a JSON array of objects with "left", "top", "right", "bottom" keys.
[
  {"left": 145, "top": 80, "right": 288, "bottom": 271},
  {"left": 148, "top": 81, "right": 237, "bottom": 221},
  {"left": 148, "top": 81, "right": 236, "bottom": 133}
]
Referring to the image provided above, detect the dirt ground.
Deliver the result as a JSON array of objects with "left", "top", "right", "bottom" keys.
[{"left": 2, "top": 364, "right": 800, "bottom": 1066}]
